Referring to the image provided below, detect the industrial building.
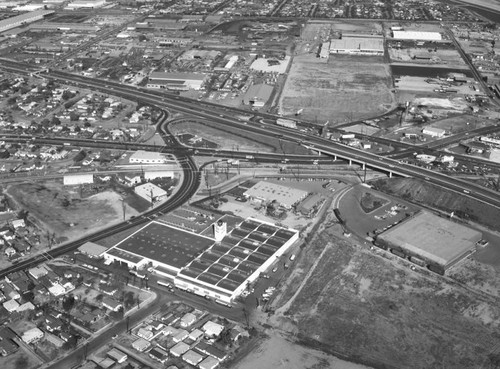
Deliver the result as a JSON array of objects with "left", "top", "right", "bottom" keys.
[
  {"left": 422, "top": 126, "right": 446, "bottom": 138},
  {"left": 102, "top": 218, "right": 299, "bottom": 304},
  {"left": 65, "top": 0, "right": 106, "bottom": 9},
  {"left": 329, "top": 36, "right": 384, "bottom": 56},
  {"left": 243, "top": 83, "right": 273, "bottom": 107},
  {"left": 375, "top": 211, "right": 481, "bottom": 274},
  {"left": 0, "top": 10, "right": 54, "bottom": 33},
  {"left": 129, "top": 150, "right": 169, "bottom": 164},
  {"left": 147, "top": 72, "right": 206, "bottom": 91},
  {"left": 134, "top": 183, "right": 167, "bottom": 203},
  {"left": 30, "top": 23, "right": 100, "bottom": 32},
  {"left": 63, "top": 173, "right": 94, "bottom": 185},
  {"left": 392, "top": 30, "right": 442, "bottom": 41},
  {"left": 243, "top": 181, "right": 308, "bottom": 209}
]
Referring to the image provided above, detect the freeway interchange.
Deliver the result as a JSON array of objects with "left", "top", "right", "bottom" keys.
[{"left": 0, "top": 59, "right": 499, "bottom": 210}]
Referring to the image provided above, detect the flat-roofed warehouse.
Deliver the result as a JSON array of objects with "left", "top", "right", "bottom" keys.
[
  {"left": 243, "top": 181, "right": 308, "bottom": 209},
  {"left": 102, "top": 218, "right": 299, "bottom": 304},
  {"left": 147, "top": 72, "right": 206, "bottom": 91},
  {"left": 329, "top": 37, "right": 384, "bottom": 56},
  {"left": 392, "top": 30, "right": 442, "bottom": 41},
  {"left": 375, "top": 211, "right": 481, "bottom": 274}
]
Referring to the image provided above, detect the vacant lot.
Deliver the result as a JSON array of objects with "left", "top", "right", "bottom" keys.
[
  {"left": 267, "top": 205, "right": 500, "bottom": 369},
  {"left": 279, "top": 54, "right": 396, "bottom": 124},
  {"left": 6, "top": 182, "right": 138, "bottom": 243}
]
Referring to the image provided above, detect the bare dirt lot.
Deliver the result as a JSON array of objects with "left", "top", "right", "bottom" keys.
[
  {"left": 233, "top": 333, "right": 370, "bottom": 369},
  {"left": 6, "top": 182, "right": 138, "bottom": 243},
  {"left": 264, "top": 204, "right": 500, "bottom": 369},
  {"left": 279, "top": 54, "right": 396, "bottom": 124}
]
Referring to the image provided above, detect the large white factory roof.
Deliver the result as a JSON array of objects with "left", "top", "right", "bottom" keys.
[
  {"left": 392, "top": 31, "right": 442, "bottom": 41},
  {"left": 330, "top": 37, "right": 384, "bottom": 53}
]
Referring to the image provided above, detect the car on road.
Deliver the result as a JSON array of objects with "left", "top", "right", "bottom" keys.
[
  {"left": 112, "top": 334, "right": 118, "bottom": 339},
  {"left": 463, "top": 189, "right": 470, "bottom": 194}
]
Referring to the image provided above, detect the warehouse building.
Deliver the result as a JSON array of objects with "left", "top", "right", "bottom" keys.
[
  {"left": 329, "top": 36, "right": 384, "bottom": 56},
  {"left": 147, "top": 72, "right": 206, "bottom": 91},
  {"left": 129, "top": 150, "right": 169, "bottom": 164},
  {"left": 375, "top": 211, "right": 481, "bottom": 274},
  {"left": 0, "top": 9, "right": 54, "bottom": 33},
  {"left": 392, "top": 30, "right": 442, "bottom": 41},
  {"left": 243, "top": 83, "right": 273, "bottom": 107},
  {"left": 63, "top": 173, "right": 94, "bottom": 185},
  {"left": 65, "top": 0, "right": 106, "bottom": 9},
  {"left": 134, "top": 183, "right": 167, "bottom": 203},
  {"left": 422, "top": 126, "right": 446, "bottom": 138},
  {"left": 102, "top": 218, "right": 299, "bottom": 304},
  {"left": 243, "top": 181, "right": 308, "bottom": 209}
]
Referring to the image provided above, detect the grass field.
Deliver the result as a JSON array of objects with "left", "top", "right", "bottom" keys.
[
  {"left": 268, "top": 205, "right": 500, "bottom": 369},
  {"left": 279, "top": 54, "right": 396, "bottom": 124}
]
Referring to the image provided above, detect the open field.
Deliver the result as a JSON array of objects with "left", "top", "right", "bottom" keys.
[
  {"left": 370, "top": 177, "right": 500, "bottom": 230},
  {"left": 280, "top": 54, "right": 396, "bottom": 124},
  {"left": 6, "top": 182, "right": 138, "bottom": 243},
  {"left": 266, "top": 204, "right": 500, "bottom": 369},
  {"left": 233, "top": 333, "right": 370, "bottom": 369}
]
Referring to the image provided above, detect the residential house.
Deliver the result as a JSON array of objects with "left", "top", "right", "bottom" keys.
[
  {"left": 21, "top": 328, "right": 44, "bottom": 344},
  {"left": 180, "top": 312, "right": 196, "bottom": 328},
  {"left": 137, "top": 327, "right": 153, "bottom": 341},
  {"left": 2, "top": 299, "right": 19, "bottom": 313},
  {"left": 132, "top": 337, "right": 150, "bottom": 352},
  {"left": 196, "top": 341, "right": 228, "bottom": 361},
  {"left": 102, "top": 297, "right": 122, "bottom": 312},
  {"left": 149, "top": 347, "right": 168, "bottom": 363},
  {"left": 107, "top": 348, "right": 127, "bottom": 363},
  {"left": 45, "top": 333, "right": 64, "bottom": 348}
]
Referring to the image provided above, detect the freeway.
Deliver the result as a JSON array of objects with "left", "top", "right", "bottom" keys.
[{"left": 0, "top": 60, "right": 498, "bottom": 212}]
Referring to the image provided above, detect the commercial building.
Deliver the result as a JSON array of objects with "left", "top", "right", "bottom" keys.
[
  {"left": 134, "top": 183, "right": 167, "bottom": 203},
  {"left": 243, "top": 181, "right": 308, "bottom": 209},
  {"left": 103, "top": 218, "right": 299, "bottom": 304},
  {"left": 375, "top": 211, "right": 481, "bottom": 274},
  {"left": 63, "top": 173, "right": 94, "bottom": 185},
  {"left": 147, "top": 72, "right": 206, "bottom": 91},
  {"left": 329, "top": 36, "right": 384, "bottom": 56},
  {"left": 392, "top": 30, "right": 442, "bottom": 41},
  {"left": 0, "top": 10, "right": 54, "bottom": 33},
  {"left": 129, "top": 150, "right": 169, "bottom": 164}
]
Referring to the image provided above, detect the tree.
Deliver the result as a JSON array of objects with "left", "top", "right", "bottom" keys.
[
  {"left": 14, "top": 355, "right": 28, "bottom": 369},
  {"left": 69, "top": 112, "right": 80, "bottom": 121},
  {"left": 62, "top": 294, "right": 75, "bottom": 311},
  {"left": 51, "top": 116, "right": 61, "bottom": 125}
]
